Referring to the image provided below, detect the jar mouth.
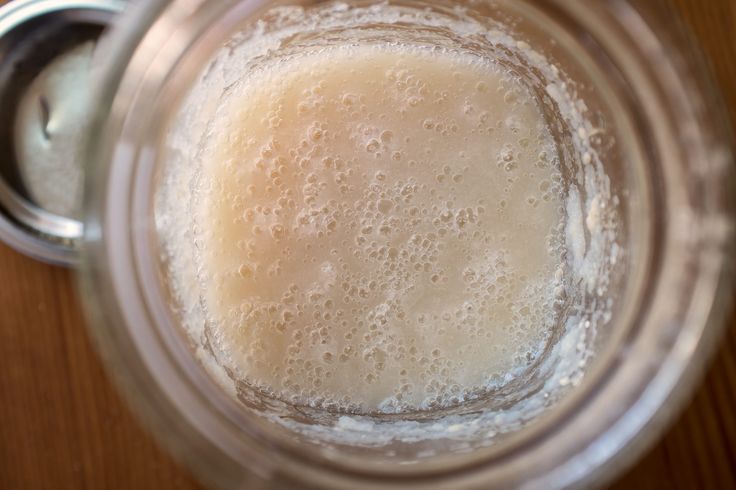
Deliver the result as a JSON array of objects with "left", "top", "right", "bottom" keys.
[{"left": 81, "top": 0, "right": 734, "bottom": 489}]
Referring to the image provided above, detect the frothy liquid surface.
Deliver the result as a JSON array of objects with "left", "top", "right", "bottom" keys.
[{"left": 196, "top": 45, "right": 564, "bottom": 412}]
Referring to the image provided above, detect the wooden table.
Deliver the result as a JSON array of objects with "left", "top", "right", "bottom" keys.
[{"left": 0, "top": 1, "right": 734, "bottom": 488}]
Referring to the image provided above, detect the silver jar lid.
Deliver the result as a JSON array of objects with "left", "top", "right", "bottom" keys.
[{"left": 0, "top": 0, "right": 124, "bottom": 266}]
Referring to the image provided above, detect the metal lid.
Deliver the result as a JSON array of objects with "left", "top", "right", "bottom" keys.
[{"left": 0, "top": 0, "right": 124, "bottom": 266}]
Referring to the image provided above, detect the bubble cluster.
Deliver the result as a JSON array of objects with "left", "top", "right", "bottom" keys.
[{"left": 193, "top": 44, "right": 566, "bottom": 413}]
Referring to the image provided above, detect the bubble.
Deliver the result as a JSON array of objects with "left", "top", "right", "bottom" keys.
[
  {"left": 270, "top": 224, "right": 286, "bottom": 239},
  {"left": 377, "top": 199, "right": 394, "bottom": 214},
  {"left": 503, "top": 90, "right": 518, "bottom": 104},
  {"left": 366, "top": 139, "right": 380, "bottom": 153}
]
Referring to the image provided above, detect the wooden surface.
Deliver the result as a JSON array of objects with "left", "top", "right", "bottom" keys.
[{"left": 0, "top": 1, "right": 734, "bottom": 489}]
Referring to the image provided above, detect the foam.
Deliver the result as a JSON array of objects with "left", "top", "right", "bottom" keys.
[
  {"left": 156, "top": 2, "right": 618, "bottom": 438},
  {"left": 178, "top": 44, "right": 566, "bottom": 413}
]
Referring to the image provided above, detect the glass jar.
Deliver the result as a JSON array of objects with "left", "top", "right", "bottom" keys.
[{"left": 80, "top": 0, "right": 734, "bottom": 488}]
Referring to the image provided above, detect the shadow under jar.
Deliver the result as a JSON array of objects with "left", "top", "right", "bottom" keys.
[{"left": 81, "top": 1, "right": 734, "bottom": 489}]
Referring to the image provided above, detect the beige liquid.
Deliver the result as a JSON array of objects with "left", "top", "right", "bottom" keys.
[{"left": 195, "top": 45, "right": 564, "bottom": 413}]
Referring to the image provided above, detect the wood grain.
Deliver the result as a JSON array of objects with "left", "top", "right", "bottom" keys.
[{"left": 0, "top": 1, "right": 733, "bottom": 489}]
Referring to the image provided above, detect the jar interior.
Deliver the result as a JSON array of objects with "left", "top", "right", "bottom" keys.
[
  {"left": 144, "top": 0, "right": 652, "bottom": 475},
  {"left": 0, "top": 8, "right": 106, "bottom": 208}
]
